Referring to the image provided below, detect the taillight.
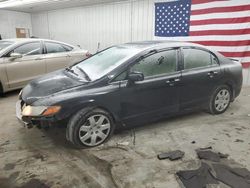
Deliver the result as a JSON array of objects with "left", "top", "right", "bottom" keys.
[{"left": 86, "top": 52, "right": 92, "bottom": 58}]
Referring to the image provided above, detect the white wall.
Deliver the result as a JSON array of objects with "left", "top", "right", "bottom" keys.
[
  {"left": 30, "top": 0, "right": 250, "bottom": 85},
  {"left": 0, "top": 10, "right": 32, "bottom": 39},
  {"left": 31, "top": 0, "right": 155, "bottom": 53}
]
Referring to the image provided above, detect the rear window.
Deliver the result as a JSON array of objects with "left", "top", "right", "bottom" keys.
[{"left": 0, "top": 41, "right": 14, "bottom": 50}]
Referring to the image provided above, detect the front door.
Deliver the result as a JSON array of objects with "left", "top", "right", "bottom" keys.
[
  {"left": 118, "top": 49, "right": 181, "bottom": 123},
  {"left": 5, "top": 42, "right": 46, "bottom": 89}
]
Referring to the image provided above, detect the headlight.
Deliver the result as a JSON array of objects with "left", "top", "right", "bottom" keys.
[{"left": 22, "top": 105, "right": 61, "bottom": 117}]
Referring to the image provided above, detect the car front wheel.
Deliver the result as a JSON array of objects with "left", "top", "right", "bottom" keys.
[
  {"left": 66, "top": 108, "right": 115, "bottom": 148},
  {"left": 208, "top": 85, "right": 231, "bottom": 114}
]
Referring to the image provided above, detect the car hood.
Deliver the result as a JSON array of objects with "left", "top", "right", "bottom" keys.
[{"left": 21, "top": 70, "right": 87, "bottom": 104}]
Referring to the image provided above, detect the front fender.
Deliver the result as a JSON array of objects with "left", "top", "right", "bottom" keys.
[{"left": 54, "top": 98, "right": 121, "bottom": 125}]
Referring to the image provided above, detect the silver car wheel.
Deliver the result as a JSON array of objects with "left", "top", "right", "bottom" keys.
[
  {"left": 78, "top": 114, "right": 111, "bottom": 146},
  {"left": 214, "top": 89, "right": 230, "bottom": 112}
]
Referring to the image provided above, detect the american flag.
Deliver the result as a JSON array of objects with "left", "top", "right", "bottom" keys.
[{"left": 154, "top": 0, "right": 250, "bottom": 68}]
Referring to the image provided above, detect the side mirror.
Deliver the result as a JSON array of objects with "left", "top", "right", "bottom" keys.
[
  {"left": 10, "top": 53, "right": 22, "bottom": 60},
  {"left": 128, "top": 71, "right": 144, "bottom": 83}
]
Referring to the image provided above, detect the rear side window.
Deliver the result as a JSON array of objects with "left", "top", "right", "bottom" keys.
[
  {"left": 183, "top": 48, "right": 215, "bottom": 69},
  {"left": 131, "top": 49, "right": 177, "bottom": 78},
  {"left": 62, "top": 44, "right": 73, "bottom": 51},
  {"left": 13, "top": 42, "right": 42, "bottom": 56},
  {"left": 45, "top": 42, "right": 70, "bottom": 54}
]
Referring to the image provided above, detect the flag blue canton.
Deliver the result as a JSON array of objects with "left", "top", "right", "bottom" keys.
[{"left": 155, "top": 0, "right": 192, "bottom": 37}]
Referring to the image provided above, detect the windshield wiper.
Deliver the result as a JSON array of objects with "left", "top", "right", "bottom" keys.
[
  {"left": 65, "top": 67, "right": 78, "bottom": 76},
  {"left": 76, "top": 66, "right": 91, "bottom": 81}
]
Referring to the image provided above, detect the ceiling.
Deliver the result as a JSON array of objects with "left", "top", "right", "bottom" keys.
[{"left": 0, "top": 0, "right": 126, "bottom": 13}]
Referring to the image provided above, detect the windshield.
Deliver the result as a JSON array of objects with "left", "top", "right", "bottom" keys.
[
  {"left": 72, "top": 46, "right": 141, "bottom": 81},
  {"left": 0, "top": 41, "right": 14, "bottom": 51}
]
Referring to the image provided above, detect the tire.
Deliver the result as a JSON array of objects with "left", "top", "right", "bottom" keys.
[
  {"left": 208, "top": 85, "right": 231, "bottom": 115},
  {"left": 66, "top": 108, "right": 115, "bottom": 148}
]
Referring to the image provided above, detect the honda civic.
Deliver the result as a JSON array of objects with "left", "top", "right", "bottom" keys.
[{"left": 16, "top": 41, "right": 242, "bottom": 148}]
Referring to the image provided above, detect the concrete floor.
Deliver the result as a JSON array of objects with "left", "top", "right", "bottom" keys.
[{"left": 0, "top": 88, "right": 250, "bottom": 188}]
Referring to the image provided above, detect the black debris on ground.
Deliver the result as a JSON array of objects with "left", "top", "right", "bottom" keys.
[
  {"left": 176, "top": 149, "right": 250, "bottom": 188},
  {"left": 196, "top": 150, "right": 228, "bottom": 162},
  {"left": 213, "top": 164, "right": 250, "bottom": 188},
  {"left": 235, "top": 139, "right": 244, "bottom": 143},
  {"left": 176, "top": 162, "right": 219, "bottom": 188},
  {"left": 157, "top": 150, "right": 185, "bottom": 161}
]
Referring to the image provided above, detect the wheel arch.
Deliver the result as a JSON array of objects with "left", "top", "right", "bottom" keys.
[
  {"left": 65, "top": 103, "right": 118, "bottom": 148},
  {"left": 223, "top": 81, "right": 235, "bottom": 101},
  {"left": 56, "top": 99, "right": 121, "bottom": 125}
]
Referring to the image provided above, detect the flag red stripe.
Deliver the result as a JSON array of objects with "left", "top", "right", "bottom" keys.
[
  {"left": 220, "top": 51, "right": 250, "bottom": 57},
  {"left": 191, "top": 4, "right": 250, "bottom": 15},
  {"left": 190, "top": 40, "right": 250, "bottom": 46},
  {"left": 242, "top": 62, "right": 250, "bottom": 68},
  {"left": 190, "top": 29, "right": 250, "bottom": 36},
  {"left": 190, "top": 17, "right": 250, "bottom": 25},
  {"left": 191, "top": 0, "right": 228, "bottom": 5}
]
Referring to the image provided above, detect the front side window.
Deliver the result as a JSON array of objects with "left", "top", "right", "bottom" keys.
[
  {"left": 131, "top": 50, "right": 177, "bottom": 78},
  {"left": 45, "top": 42, "right": 68, "bottom": 54},
  {"left": 183, "top": 48, "right": 213, "bottom": 69},
  {"left": 13, "top": 42, "right": 41, "bottom": 56}
]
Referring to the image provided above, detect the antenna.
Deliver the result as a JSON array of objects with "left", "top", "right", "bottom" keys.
[{"left": 96, "top": 42, "right": 100, "bottom": 53}]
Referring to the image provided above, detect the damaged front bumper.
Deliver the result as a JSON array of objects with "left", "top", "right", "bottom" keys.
[
  {"left": 16, "top": 100, "right": 33, "bottom": 128},
  {"left": 15, "top": 100, "right": 58, "bottom": 129}
]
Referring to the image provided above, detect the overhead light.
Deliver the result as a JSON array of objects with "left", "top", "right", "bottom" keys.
[{"left": 0, "top": 0, "right": 72, "bottom": 8}]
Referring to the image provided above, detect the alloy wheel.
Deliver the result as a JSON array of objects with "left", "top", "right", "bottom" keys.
[
  {"left": 214, "top": 89, "right": 230, "bottom": 112},
  {"left": 78, "top": 114, "right": 111, "bottom": 146}
]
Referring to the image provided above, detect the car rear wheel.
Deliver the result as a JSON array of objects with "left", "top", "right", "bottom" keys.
[
  {"left": 208, "top": 85, "right": 231, "bottom": 114},
  {"left": 66, "top": 108, "right": 115, "bottom": 148}
]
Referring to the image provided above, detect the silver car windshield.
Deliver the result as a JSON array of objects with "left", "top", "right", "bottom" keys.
[
  {"left": 0, "top": 41, "right": 14, "bottom": 51},
  {"left": 73, "top": 46, "right": 141, "bottom": 81}
]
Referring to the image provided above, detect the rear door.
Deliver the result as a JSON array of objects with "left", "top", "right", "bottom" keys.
[
  {"left": 43, "top": 41, "right": 72, "bottom": 72},
  {"left": 180, "top": 47, "right": 223, "bottom": 110},
  {"left": 5, "top": 41, "right": 46, "bottom": 88}
]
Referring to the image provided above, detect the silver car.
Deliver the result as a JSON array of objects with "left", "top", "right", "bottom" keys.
[{"left": 0, "top": 38, "right": 90, "bottom": 94}]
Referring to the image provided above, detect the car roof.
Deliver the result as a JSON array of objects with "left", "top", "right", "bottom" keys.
[
  {"left": 1, "top": 38, "right": 75, "bottom": 47},
  {"left": 121, "top": 40, "right": 208, "bottom": 51}
]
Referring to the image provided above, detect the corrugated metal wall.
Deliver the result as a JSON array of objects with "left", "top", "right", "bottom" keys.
[
  {"left": 31, "top": 0, "right": 155, "bottom": 53},
  {"left": 0, "top": 10, "right": 32, "bottom": 39},
  {"left": 31, "top": 0, "right": 250, "bottom": 85}
]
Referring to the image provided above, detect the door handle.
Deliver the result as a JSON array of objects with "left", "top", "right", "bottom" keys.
[
  {"left": 35, "top": 57, "right": 43, "bottom": 60},
  {"left": 207, "top": 71, "right": 218, "bottom": 78}
]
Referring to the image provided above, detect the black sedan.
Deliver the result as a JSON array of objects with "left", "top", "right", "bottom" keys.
[{"left": 16, "top": 41, "right": 243, "bottom": 148}]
